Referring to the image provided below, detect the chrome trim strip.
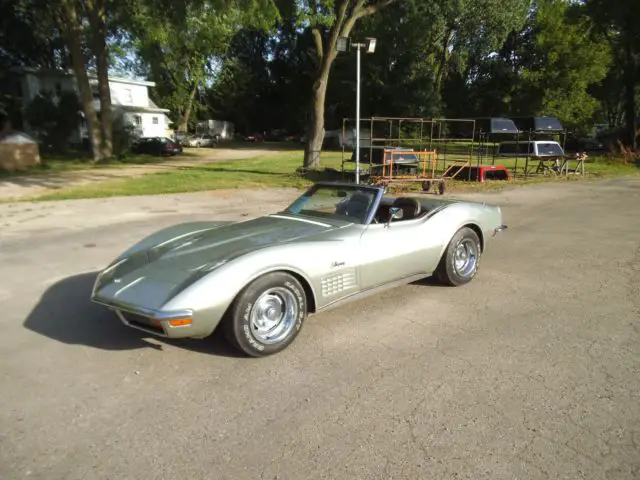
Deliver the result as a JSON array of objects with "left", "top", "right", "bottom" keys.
[{"left": 268, "top": 214, "right": 332, "bottom": 228}]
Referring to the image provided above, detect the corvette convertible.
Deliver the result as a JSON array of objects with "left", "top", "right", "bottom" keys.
[{"left": 91, "top": 181, "right": 507, "bottom": 356}]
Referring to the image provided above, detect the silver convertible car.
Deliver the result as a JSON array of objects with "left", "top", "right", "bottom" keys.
[{"left": 91, "top": 182, "right": 507, "bottom": 356}]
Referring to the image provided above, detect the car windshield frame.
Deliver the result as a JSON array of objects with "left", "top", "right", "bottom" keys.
[{"left": 282, "top": 183, "right": 383, "bottom": 225}]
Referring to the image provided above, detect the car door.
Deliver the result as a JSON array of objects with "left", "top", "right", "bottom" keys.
[{"left": 357, "top": 218, "right": 441, "bottom": 290}]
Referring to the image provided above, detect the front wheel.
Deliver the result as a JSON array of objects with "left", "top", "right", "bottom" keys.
[
  {"left": 434, "top": 227, "right": 481, "bottom": 286},
  {"left": 223, "top": 272, "right": 308, "bottom": 356}
]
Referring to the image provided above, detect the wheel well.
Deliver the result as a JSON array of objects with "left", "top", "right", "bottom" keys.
[
  {"left": 463, "top": 223, "right": 484, "bottom": 252},
  {"left": 284, "top": 270, "right": 317, "bottom": 313}
]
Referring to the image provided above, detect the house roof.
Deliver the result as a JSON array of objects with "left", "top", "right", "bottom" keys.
[
  {"left": 0, "top": 130, "right": 37, "bottom": 144},
  {"left": 118, "top": 104, "right": 171, "bottom": 114},
  {"left": 12, "top": 67, "right": 156, "bottom": 87}
]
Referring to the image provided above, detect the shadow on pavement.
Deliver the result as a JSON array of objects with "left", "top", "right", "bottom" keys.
[
  {"left": 411, "top": 276, "right": 451, "bottom": 288},
  {"left": 23, "top": 271, "right": 245, "bottom": 358}
]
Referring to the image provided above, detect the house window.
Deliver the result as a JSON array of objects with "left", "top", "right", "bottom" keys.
[
  {"left": 152, "top": 116, "right": 158, "bottom": 125},
  {"left": 134, "top": 115, "right": 142, "bottom": 126},
  {"left": 121, "top": 88, "right": 133, "bottom": 104}
]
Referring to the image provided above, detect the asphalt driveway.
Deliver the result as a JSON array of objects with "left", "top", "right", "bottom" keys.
[{"left": 1, "top": 179, "right": 639, "bottom": 479}]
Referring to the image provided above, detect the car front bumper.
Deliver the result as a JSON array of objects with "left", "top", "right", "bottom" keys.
[
  {"left": 91, "top": 297, "right": 203, "bottom": 339},
  {"left": 492, "top": 224, "right": 508, "bottom": 237}
]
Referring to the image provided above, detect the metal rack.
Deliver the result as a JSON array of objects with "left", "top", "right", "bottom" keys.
[{"left": 339, "top": 116, "right": 477, "bottom": 187}]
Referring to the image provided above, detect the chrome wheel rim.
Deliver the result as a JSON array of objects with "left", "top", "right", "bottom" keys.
[
  {"left": 453, "top": 238, "right": 478, "bottom": 277},
  {"left": 250, "top": 287, "right": 298, "bottom": 344}
]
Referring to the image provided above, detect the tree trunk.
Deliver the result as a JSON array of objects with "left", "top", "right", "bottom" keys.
[
  {"left": 301, "top": 0, "right": 398, "bottom": 169},
  {"left": 58, "top": 0, "right": 103, "bottom": 162},
  {"left": 87, "top": 0, "right": 113, "bottom": 159},
  {"left": 435, "top": 27, "right": 454, "bottom": 93},
  {"left": 304, "top": 68, "right": 330, "bottom": 169},
  {"left": 622, "top": 36, "right": 637, "bottom": 150},
  {"left": 178, "top": 83, "right": 199, "bottom": 132}
]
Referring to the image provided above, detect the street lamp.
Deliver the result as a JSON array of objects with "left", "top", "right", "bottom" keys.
[{"left": 337, "top": 36, "right": 377, "bottom": 184}]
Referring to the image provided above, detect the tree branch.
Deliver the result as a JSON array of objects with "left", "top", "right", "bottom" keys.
[
  {"left": 323, "top": 0, "right": 350, "bottom": 65},
  {"left": 311, "top": 26, "right": 324, "bottom": 60},
  {"left": 354, "top": 0, "right": 398, "bottom": 21},
  {"left": 340, "top": 0, "right": 398, "bottom": 38}
]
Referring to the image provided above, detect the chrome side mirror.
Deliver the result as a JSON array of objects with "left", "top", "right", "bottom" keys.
[{"left": 385, "top": 207, "right": 403, "bottom": 227}]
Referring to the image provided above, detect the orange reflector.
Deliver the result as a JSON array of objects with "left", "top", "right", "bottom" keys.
[{"left": 168, "top": 318, "right": 193, "bottom": 327}]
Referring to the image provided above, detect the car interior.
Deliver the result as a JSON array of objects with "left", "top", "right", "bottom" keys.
[
  {"left": 371, "top": 196, "right": 429, "bottom": 224},
  {"left": 336, "top": 192, "right": 434, "bottom": 224}
]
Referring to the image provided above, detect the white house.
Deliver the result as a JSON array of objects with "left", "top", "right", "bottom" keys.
[{"left": 12, "top": 67, "right": 173, "bottom": 143}]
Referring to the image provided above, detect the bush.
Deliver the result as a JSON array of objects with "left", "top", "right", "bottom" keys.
[
  {"left": 24, "top": 90, "right": 82, "bottom": 152},
  {"left": 111, "top": 112, "right": 138, "bottom": 158}
]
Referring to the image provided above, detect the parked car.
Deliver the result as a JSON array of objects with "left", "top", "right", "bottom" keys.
[
  {"left": 131, "top": 137, "right": 183, "bottom": 156},
  {"left": 91, "top": 181, "right": 508, "bottom": 357},
  {"left": 183, "top": 134, "right": 219, "bottom": 148}
]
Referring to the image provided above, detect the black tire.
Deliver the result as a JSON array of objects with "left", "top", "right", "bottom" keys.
[
  {"left": 422, "top": 181, "right": 432, "bottom": 192},
  {"left": 438, "top": 180, "right": 446, "bottom": 195},
  {"left": 223, "top": 272, "right": 308, "bottom": 357},
  {"left": 434, "top": 227, "right": 481, "bottom": 286}
]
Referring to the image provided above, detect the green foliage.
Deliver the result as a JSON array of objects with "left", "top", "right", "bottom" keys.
[
  {"left": 346, "top": 0, "right": 443, "bottom": 119},
  {"left": 0, "top": 0, "right": 67, "bottom": 70},
  {"left": 111, "top": 111, "right": 138, "bottom": 157},
  {"left": 520, "top": 0, "right": 611, "bottom": 128},
  {"left": 23, "top": 90, "right": 82, "bottom": 151},
  {"left": 584, "top": 0, "right": 640, "bottom": 147},
  {"left": 1, "top": 0, "right": 635, "bottom": 148},
  {"left": 126, "top": 0, "right": 281, "bottom": 130}
]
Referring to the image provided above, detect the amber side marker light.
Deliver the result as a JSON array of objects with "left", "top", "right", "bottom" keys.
[{"left": 167, "top": 318, "right": 193, "bottom": 327}]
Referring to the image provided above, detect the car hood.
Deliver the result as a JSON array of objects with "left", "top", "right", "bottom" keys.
[{"left": 92, "top": 215, "right": 345, "bottom": 310}]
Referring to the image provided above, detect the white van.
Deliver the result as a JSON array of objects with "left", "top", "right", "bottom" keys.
[{"left": 497, "top": 140, "right": 564, "bottom": 158}]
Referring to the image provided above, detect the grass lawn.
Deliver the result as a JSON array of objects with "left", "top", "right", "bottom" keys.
[
  {"left": 20, "top": 148, "right": 640, "bottom": 202},
  {"left": 0, "top": 147, "right": 217, "bottom": 178},
  {"left": 33, "top": 150, "right": 346, "bottom": 201}
]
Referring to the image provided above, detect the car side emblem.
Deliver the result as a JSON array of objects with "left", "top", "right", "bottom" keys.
[
  {"left": 331, "top": 261, "right": 345, "bottom": 268},
  {"left": 114, "top": 278, "right": 122, "bottom": 283}
]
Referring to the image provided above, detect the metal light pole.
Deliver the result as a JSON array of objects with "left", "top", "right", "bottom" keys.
[
  {"left": 355, "top": 43, "right": 361, "bottom": 184},
  {"left": 337, "top": 36, "right": 376, "bottom": 185}
]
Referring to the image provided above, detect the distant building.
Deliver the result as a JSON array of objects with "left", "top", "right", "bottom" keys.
[
  {"left": 11, "top": 67, "right": 173, "bottom": 142},
  {"left": 196, "top": 119, "right": 235, "bottom": 140}
]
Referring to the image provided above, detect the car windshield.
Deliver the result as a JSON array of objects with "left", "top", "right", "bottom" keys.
[
  {"left": 537, "top": 142, "right": 564, "bottom": 156},
  {"left": 283, "top": 184, "right": 378, "bottom": 224}
]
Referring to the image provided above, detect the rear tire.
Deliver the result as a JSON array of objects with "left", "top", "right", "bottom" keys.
[
  {"left": 434, "top": 227, "right": 481, "bottom": 286},
  {"left": 223, "top": 272, "right": 307, "bottom": 357}
]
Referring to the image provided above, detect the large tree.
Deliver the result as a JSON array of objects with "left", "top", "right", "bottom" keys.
[
  {"left": 518, "top": 0, "right": 611, "bottom": 128},
  {"left": 300, "top": 0, "right": 398, "bottom": 169},
  {"left": 585, "top": 0, "right": 640, "bottom": 149},
  {"left": 56, "top": 0, "right": 106, "bottom": 160},
  {"left": 128, "top": 0, "right": 279, "bottom": 132}
]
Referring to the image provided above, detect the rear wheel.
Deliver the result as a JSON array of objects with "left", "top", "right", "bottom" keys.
[
  {"left": 434, "top": 227, "right": 481, "bottom": 286},
  {"left": 223, "top": 272, "right": 307, "bottom": 356}
]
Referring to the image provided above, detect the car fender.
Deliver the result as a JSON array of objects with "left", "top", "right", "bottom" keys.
[
  {"left": 425, "top": 203, "right": 500, "bottom": 258},
  {"left": 161, "top": 239, "right": 354, "bottom": 333}
]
